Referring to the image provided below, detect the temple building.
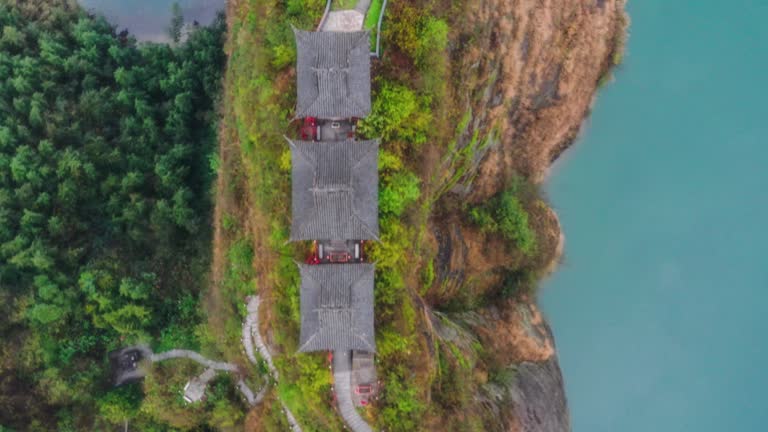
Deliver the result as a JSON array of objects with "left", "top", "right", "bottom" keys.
[
  {"left": 290, "top": 28, "right": 380, "bottom": 415},
  {"left": 294, "top": 28, "right": 371, "bottom": 119},
  {"left": 297, "top": 264, "right": 376, "bottom": 353},
  {"left": 287, "top": 138, "right": 379, "bottom": 241}
]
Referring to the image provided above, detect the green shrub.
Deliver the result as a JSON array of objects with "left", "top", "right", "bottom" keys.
[
  {"left": 209, "top": 399, "right": 243, "bottom": 429},
  {"left": 377, "top": 328, "right": 412, "bottom": 366},
  {"left": 415, "top": 17, "right": 448, "bottom": 68},
  {"left": 468, "top": 207, "right": 495, "bottom": 230},
  {"left": 500, "top": 269, "right": 536, "bottom": 299},
  {"left": 358, "top": 81, "right": 430, "bottom": 145},
  {"left": 156, "top": 323, "right": 199, "bottom": 352},
  {"left": 375, "top": 268, "right": 404, "bottom": 309},
  {"left": 369, "top": 217, "right": 412, "bottom": 323},
  {"left": 378, "top": 366, "right": 424, "bottom": 431},
  {"left": 385, "top": 4, "right": 421, "bottom": 59},
  {"left": 263, "top": 0, "right": 326, "bottom": 69},
  {"left": 378, "top": 149, "right": 403, "bottom": 176},
  {"left": 369, "top": 218, "right": 409, "bottom": 270},
  {"left": 489, "top": 366, "right": 517, "bottom": 387},
  {"left": 270, "top": 43, "right": 295, "bottom": 69},
  {"left": 222, "top": 212, "right": 238, "bottom": 232},
  {"left": 228, "top": 238, "right": 254, "bottom": 273},
  {"left": 495, "top": 191, "right": 536, "bottom": 256},
  {"left": 96, "top": 386, "right": 142, "bottom": 424},
  {"left": 469, "top": 189, "right": 537, "bottom": 256},
  {"left": 380, "top": 170, "right": 420, "bottom": 216},
  {"left": 205, "top": 376, "right": 245, "bottom": 428},
  {"left": 385, "top": 5, "right": 448, "bottom": 67},
  {"left": 276, "top": 353, "right": 341, "bottom": 430},
  {"left": 432, "top": 343, "right": 471, "bottom": 410}
]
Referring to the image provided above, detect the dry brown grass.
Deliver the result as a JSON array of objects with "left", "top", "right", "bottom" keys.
[
  {"left": 206, "top": 0, "right": 277, "bottom": 420},
  {"left": 452, "top": 0, "right": 628, "bottom": 193},
  {"left": 206, "top": 0, "right": 248, "bottom": 353}
]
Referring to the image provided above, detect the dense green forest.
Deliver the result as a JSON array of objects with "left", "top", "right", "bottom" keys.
[{"left": 0, "top": 1, "right": 227, "bottom": 429}]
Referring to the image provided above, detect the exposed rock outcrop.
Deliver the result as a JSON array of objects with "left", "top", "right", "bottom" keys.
[
  {"left": 453, "top": 0, "right": 628, "bottom": 194},
  {"left": 428, "top": 303, "right": 568, "bottom": 431},
  {"left": 426, "top": 0, "right": 628, "bottom": 430},
  {"left": 479, "top": 356, "right": 570, "bottom": 432}
]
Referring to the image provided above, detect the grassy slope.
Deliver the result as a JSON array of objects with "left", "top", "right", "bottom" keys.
[
  {"left": 365, "top": 0, "right": 383, "bottom": 29},
  {"left": 220, "top": 0, "right": 345, "bottom": 430}
]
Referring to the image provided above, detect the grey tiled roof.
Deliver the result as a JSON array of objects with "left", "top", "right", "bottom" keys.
[
  {"left": 288, "top": 138, "right": 379, "bottom": 241},
  {"left": 298, "top": 264, "right": 376, "bottom": 353},
  {"left": 294, "top": 29, "right": 371, "bottom": 119}
]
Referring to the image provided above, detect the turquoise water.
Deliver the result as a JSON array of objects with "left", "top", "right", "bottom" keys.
[
  {"left": 540, "top": 1, "right": 768, "bottom": 431},
  {"left": 78, "top": 0, "right": 225, "bottom": 41}
]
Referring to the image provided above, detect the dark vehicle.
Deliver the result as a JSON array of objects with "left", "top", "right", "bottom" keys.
[{"left": 109, "top": 346, "right": 149, "bottom": 386}]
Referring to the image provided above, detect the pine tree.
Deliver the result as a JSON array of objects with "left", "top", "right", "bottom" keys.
[{"left": 168, "top": 2, "right": 184, "bottom": 43}]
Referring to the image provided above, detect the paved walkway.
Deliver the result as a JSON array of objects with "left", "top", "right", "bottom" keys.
[
  {"left": 244, "top": 296, "right": 302, "bottom": 431},
  {"left": 333, "top": 351, "right": 374, "bottom": 432},
  {"left": 322, "top": 11, "right": 363, "bottom": 31},
  {"left": 133, "top": 346, "right": 263, "bottom": 406},
  {"left": 237, "top": 378, "right": 262, "bottom": 405},
  {"left": 151, "top": 349, "right": 240, "bottom": 372},
  {"left": 245, "top": 296, "right": 279, "bottom": 379},
  {"left": 354, "top": 0, "right": 372, "bottom": 13},
  {"left": 321, "top": 0, "right": 370, "bottom": 32}
]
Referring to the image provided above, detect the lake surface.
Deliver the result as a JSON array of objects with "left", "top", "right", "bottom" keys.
[
  {"left": 79, "top": 0, "right": 225, "bottom": 42},
  {"left": 540, "top": 1, "right": 768, "bottom": 431}
]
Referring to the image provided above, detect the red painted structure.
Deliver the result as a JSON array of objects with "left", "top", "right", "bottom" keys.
[{"left": 300, "top": 116, "right": 318, "bottom": 140}]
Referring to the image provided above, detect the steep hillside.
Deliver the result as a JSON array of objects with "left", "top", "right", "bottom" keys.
[
  {"left": 420, "top": 0, "right": 628, "bottom": 430},
  {"left": 217, "top": 0, "right": 628, "bottom": 430}
]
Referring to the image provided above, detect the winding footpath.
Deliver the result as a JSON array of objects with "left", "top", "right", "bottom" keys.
[
  {"left": 237, "top": 378, "right": 264, "bottom": 405},
  {"left": 150, "top": 349, "right": 239, "bottom": 371},
  {"left": 132, "top": 345, "right": 261, "bottom": 406},
  {"left": 243, "top": 295, "right": 302, "bottom": 431},
  {"left": 125, "top": 294, "right": 299, "bottom": 426},
  {"left": 146, "top": 295, "right": 298, "bottom": 426},
  {"left": 241, "top": 295, "right": 371, "bottom": 431},
  {"left": 244, "top": 295, "right": 278, "bottom": 378}
]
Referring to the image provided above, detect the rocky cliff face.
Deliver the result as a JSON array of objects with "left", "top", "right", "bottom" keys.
[
  {"left": 426, "top": 0, "right": 627, "bottom": 430},
  {"left": 454, "top": 0, "right": 627, "bottom": 192},
  {"left": 465, "top": 304, "right": 568, "bottom": 432}
]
